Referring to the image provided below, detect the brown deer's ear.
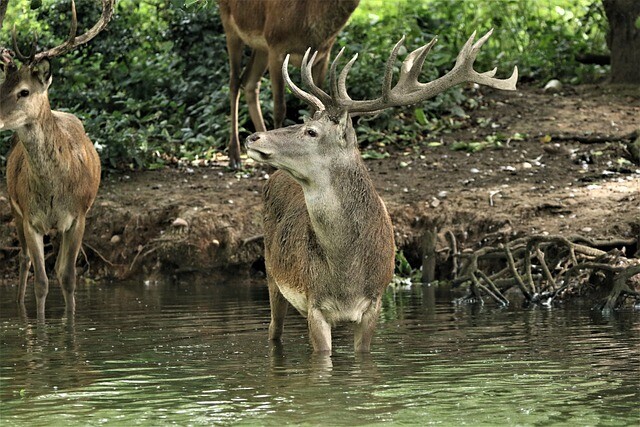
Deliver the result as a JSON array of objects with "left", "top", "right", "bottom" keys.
[
  {"left": 31, "top": 57, "right": 52, "bottom": 86},
  {"left": 0, "top": 48, "right": 16, "bottom": 79}
]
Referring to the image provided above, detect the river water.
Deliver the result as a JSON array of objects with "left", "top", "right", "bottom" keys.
[{"left": 0, "top": 280, "right": 638, "bottom": 426}]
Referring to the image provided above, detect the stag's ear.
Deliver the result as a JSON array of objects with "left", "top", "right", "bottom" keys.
[
  {"left": 336, "top": 110, "right": 356, "bottom": 148},
  {"left": 31, "top": 58, "right": 52, "bottom": 87}
]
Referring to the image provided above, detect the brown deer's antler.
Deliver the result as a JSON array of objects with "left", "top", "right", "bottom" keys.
[
  {"left": 12, "top": 0, "right": 115, "bottom": 63},
  {"left": 283, "top": 29, "right": 518, "bottom": 114}
]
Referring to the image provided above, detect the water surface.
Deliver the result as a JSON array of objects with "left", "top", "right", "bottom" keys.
[{"left": 1, "top": 280, "right": 638, "bottom": 426}]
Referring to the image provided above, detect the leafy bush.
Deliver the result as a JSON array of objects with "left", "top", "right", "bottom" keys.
[{"left": 0, "top": 0, "right": 608, "bottom": 172}]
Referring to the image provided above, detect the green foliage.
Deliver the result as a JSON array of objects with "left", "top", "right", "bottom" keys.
[
  {"left": 0, "top": 0, "right": 609, "bottom": 171},
  {"left": 394, "top": 250, "right": 422, "bottom": 285}
]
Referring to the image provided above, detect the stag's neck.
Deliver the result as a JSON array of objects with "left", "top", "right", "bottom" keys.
[
  {"left": 301, "top": 152, "right": 387, "bottom": 258},
  {"left": 16, "top": 104, "right": 64, "bottom": 173}
]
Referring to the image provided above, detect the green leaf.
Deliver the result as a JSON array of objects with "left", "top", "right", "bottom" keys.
[
  {"left": 361, "top": 150, "right": 390, "bottom": 160},
  {"left": 415, "top": 108, "right": 428, "bottom": 126}
]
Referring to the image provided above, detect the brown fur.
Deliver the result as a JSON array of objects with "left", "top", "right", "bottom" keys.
[
  {"left": 218, "top": 0, "right": 360, "bottom": 168},
  {"left": 247, "top": 113, "right": 395, "bottom": 354},
  {"left": 2, "top": 60, "right": 100, "bottom": 318}
]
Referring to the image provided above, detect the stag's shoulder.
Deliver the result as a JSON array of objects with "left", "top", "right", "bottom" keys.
[{"left": 263, "top": 170, "right": 309, "bottom": 229}]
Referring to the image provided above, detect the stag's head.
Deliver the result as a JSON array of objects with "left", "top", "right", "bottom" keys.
[
  {"left": 0, "top": 0, "right": 114, "bottom": 130},
  {"left": 247, "top": 29, "right": 518, "bottom": 181},
  {"left": 247, "top": 108, "right": 357, "bottom": 182}
]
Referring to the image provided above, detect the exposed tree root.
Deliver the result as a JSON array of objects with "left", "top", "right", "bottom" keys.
[{"left": 444, "top": 233, "right": 640, "bottom": 310}]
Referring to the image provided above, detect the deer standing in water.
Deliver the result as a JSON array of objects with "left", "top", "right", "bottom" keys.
[
  {"left": 1, "top": 0, "right": 114, "bottom": 318},
  {"left": 247, "top": 30, "right": 518, "bottom": 354},
  {"left": 218, "top": 0, "right": 360, "bottom": 169}
]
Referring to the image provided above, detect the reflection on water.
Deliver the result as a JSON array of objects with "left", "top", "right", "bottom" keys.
[{"left": 1, "top": 280, "right": 638, "bottom": 426}]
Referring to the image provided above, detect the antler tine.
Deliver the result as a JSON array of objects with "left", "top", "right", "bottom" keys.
[
  {"left": 11, "top": 25, "right": 36, "bottom": 62},
  {"left": 34, "top": 0, "right": 115, "bottom": 62},
  {"left": 282, "top": 54, "right": 325, "bottom": 112},
  {"left": 382, "top": 36, "right": 405, "bottom": 103},
  {"left": 399, "top": 37, "right": 438, "bottom": 88},
  {"left": 452, "top": 28, "right": 518, "bottom": 91},
  {"left": 336, "top": 53, "right": 358, "bottom": 104},
  {"left": 328, "top": 46, "right": 346, "bottom": 99},
  {"left": 300, "top": 49, "right": 332, "bottom": 106}
]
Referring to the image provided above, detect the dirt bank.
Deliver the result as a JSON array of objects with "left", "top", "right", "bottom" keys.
[{"left": 1, "top": 85, "right": 639, "bottom": 285}]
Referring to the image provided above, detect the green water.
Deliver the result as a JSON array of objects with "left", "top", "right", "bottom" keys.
[{"left": 0, "top": 280, "right": 638, "bottom": 426}]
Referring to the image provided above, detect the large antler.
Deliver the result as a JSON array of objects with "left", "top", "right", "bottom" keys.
[
  {"left": 12, "top": 0, "right": 115, "bottom": 63},
  {"left": 283, "top": 29, "right": 518, "bottom": 114}
]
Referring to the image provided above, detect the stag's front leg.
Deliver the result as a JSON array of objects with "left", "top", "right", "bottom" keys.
[
  {"left": 22, "top": 221, "right": 47, "bottom": 319},
  {"left": 308, "top": 306, "right": 332, "bottom": 354},
  {"left": 268, "top": 278, "right": 288, "bottom": 341},
  {"left": 15, "top": 217, "right": 31, "bottom": 306},
  {"left": 56, "top": 217, "right": 85, "bottom": 315},
  {"left": 354, "top": 299, "right": 382, "bottom": 353}
]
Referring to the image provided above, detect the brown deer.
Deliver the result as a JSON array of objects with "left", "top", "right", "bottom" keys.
[
  {"left": 219, "top": 0, "right": 360, "bottom": 169},
  {"left": 1, "top": 0, "right": 114, "bottom": 318},
  {"left": 247, "top": 30, "right": 518, "bottom": 354}
]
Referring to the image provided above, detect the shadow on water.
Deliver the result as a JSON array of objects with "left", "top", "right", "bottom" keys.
[{"left": 0, "top": 279, "right": 638, "bottom": 425}]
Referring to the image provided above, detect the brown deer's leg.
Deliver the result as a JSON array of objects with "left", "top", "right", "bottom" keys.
[
  {"left": 268, "top": 54, "right": 286, "bottom": 128},
  {"left": 243, "top": 50, "right": 269, "bottom": 133},
  {"left": 226, "top": 34, "right": 244, "bottom": 169},
  {"left": 354, "top": 299, "right": 381, "bottom": 353},
  {"left": 15, "top": 218, "right": 31, "bottom": 306},
  {"left": 56, "top": 217, "right": 85, "bottom": 315},
  {"left": 268, "top": 277, "right": 289, "bottom": 341},
  {"left": 308, "top": 307, "right": 332, "bottom": 354},
  {"left": 22, "top": 221, "right": 47, "bottom": 318}
]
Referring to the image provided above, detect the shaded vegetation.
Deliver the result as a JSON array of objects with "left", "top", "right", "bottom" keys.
[{"left": 0, "top": 0, "right": 609, "bottom": 172}]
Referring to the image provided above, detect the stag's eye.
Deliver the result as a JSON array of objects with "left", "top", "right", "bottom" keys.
[
  {"left": 305, "top": 128, "right": 318, "bottom": 137},
  {"left": 18, "top": 89, "right": 30, "bottom": 98}
]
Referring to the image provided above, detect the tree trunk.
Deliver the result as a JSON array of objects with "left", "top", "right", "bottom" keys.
[
  {"left": 602, "top": 0, "right": 640, "bottom": 84},
  {"left": 0, "top": 0, "right": 9, "bottom": 30}
]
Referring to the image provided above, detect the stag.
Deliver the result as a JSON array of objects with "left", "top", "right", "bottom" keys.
[
  {"left": 1, "top": 0, "right": 114, "bottom": 318},
  {"left": 219, "top": 0, "right": 360, "bottom": 169},
  {"left": 247, "top": 30, "right": 518, "bottom": 354}
]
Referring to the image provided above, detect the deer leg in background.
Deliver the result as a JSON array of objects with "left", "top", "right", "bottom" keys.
[
  {"left": 226, "top": 33, "right": 245, "bottom": 169},
  {"left": 22, "top": 222, "right": 47, "bottom": 318},
  {"left": 268, "top": 55, "right": 287, "bottom": 128},
  {"left": 243, "top": 50, "right": 269, "bottom": 133},
  {"left": 15, "top": 216, "right": 31, "bottom": 306},
  {"left": 55, "top": 217, "right": 86, "bottom": 315},
  {"left": 268, "top": 277, "right": 289, "bottom": 341},
  {"left": 308, "top": 307, "right": 332, "bottom": 354},
  {"left": 354, "top": 299, "right": 381, "bottom": 352}
]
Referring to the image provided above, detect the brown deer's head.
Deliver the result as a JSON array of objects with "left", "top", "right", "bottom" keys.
[
  {"left": 0, "top": 0, "right": 114, "bottom": 130},
  {"left": 0, "top": 53, "right": 52, "bottom": 130}
]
